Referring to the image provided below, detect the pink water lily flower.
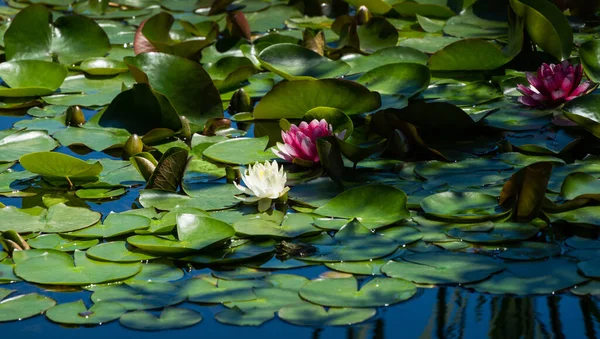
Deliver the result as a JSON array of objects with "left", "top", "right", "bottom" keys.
[
  {"left": 517, "top": 61, "right": 592, "bottom": 108},
  {"left": 272, "top": 119, "right": 346, "bottom": 165}
]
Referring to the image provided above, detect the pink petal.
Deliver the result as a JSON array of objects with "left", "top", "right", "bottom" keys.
[
  {"left": 517, "top": 84, "right": 535, "bottom": 96},
  {"left": 518, "top": 95, "right": 541, "bottom": 107},
  {"left": 566, "top": 82, "right": 592, "bottom": 100},
  {"left": 551, "top": 89, "right": 565, "bottom": 101}
]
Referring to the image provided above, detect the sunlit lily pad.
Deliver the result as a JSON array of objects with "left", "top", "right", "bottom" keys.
[
  {"left": 314, "top": 185, "right": 409, "bottom": 228},
  {"left": 127, "top": 214, "right": 235, "bottom": 253},
  {"left": 0, "top": 203, "right": 101, "bottom": 233},
  {"left": 258, "top": 44, "right": 350, "bottom": 80},
  {"left": 299, "top": 276, "right": 416, "bottom": 307},
  {"left": 181, "top": 240, "right": 275, "bottom": 265},
  {"left": 233, "top": 213, "right": 320, "bottom": 238},
  {"left": 0, "top": 292, "right": 56, "bottom": 322},
  {"left": 203, "top": 136, "right": 273, "bottom": 165},
  {"left": 182, "top": 274, "right": 271, "bottom": 303},
  {"left": 86, "top": 241, "right": 159, "bottom": 263},
  {"left": 46, "top": 300, "right": 126, "bottom": 325},
  {"left": 20, "top": 151, "right": 103, "bottom": 182},
  {"left": 0, "top": 60, "right": 67, "bottom": 97},
  {"left": 381, "top": 252, "right": 506, "bottom": 284},
  {"left": 420, "top": 191, "right": 509, "bottom": 222},
  {"left": 67, "top": 212, "right": 150, "bottom": 238},
  {"left": 446, "top": 220, "right": 543, "bottom": 244},
  {"left": 0, "top": 130, "right": 58, "bottom": 162},
  {"left": 120, "top": 307, "right": 202, "bottom": 331},
  {"left": 14, "top": 250, "right": 141, "bottom": 285},
  {"left": 27, "top": 234, "right": 99, "bottom": 252}
]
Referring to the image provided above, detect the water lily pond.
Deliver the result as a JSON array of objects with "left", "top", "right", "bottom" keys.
[{"left": 0, "top": 0, "right": 600, "bottom": 337}]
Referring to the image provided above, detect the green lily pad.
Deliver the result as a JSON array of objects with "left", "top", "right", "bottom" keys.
[
  {"left": 124, "top": 52, "right": 223, "bottom": 129},
  {"left": 547, "top": 206, "right": 600, "bottom": 226},
  {"left": 466, "top": 258, "right": 588, "bottom": 295},
  {"left": 579, "top": 40, "right": 600, "bottom": 83},
  {"left": 420, "top": 191, "right": 508, "bottom": 221},
  {"left": 203, "top": 136, "right": 273, "bottom": 165},
  {"left": 0, "top": 130, "right": 58, "bottom": 162},
  {"left": 427, "top": 39, "right": 511, "bottom": 71},
  {"left": 0, "top": 292, "right": 56, "bottom": 322},
  {"left": 91, "top": 282, "right": 185, "bottom": 310},
  {"left": 182, "top": 274, "right": 271, "bottom": 303},
  {"left": 68, "top": 212, "right": 150, "bottom": 238},
  {"left": 14, "top": 250, "right": 142, "bottom": 285},
  {"left": 357, "top": 63, "right": 430, "bottom": 97},
  {"left": 342, "top": 46, "right": 428, "bottom": 74},
  {"left": 215, "top": 307, "right": 275, "bottom": 326},
  {"left": 80, "top": 57, "right": 129, "bottom": 76},
  {"left": 5, "top": 4, "right": 110, "bottom": 64},
  {"left": 357, "top": 17, "right": 398, "bottom": 52},
  {"left": 86, "top": 241, "right": 159, "bottom": 262},
  {"left": 225, "top": 287, "right": 303, "bottom": 312},
  {"left": 0, "top": 203, "right": 101, "bottom": 233},
  {"left": 0, "top": 60, "right": 67, "bottom": 97},
  {"left": 299, "top": 220, "right": 399, "bottom": 262},
  {"left": 127, "top": 261, "right": 183, "bottom": 283},
  {"left": 258, "top": 44, "right": 350, "bottom": 80},
  {"left": 44, "top": 72, "right": 136, "bottom": 107},
  {"left": 446, "top": 220, "right": 543, "bottom": 244},
  {"left": 279, "top": 303, "right": 376, "bottom": 326},
  {"left": 510, "top": 0, "right": 572, "bottom": 61},
  {"left": 46, "top": 300, "right": 127, "bottom": 325},
  {"left": 53, "top": 126, "right": 131, "bottom": 151},
  {"left": 299, "top": 276, "right": 416, "bottom": 307},
  {"left": 20, "top": 151, "right": 103, "bottom": 182},
  {"left": 27, "top": 234, "right": 99, "bottom": 252},
  {"left": 75, "top": 187, "right": 127, "bottom": 200},
  {"left": 381, "top": 252, "right": 506, "bottom": 284},
  {"left": 563, "top": 95, "right": 600, "bottom": 139},
  {"left": 253, "top": 79, "right": 381, "bottom": 119},
  {"left": 127, "top": 214, "right": 235, "bottom": 253},
  {"left": 233, "top": 213, "right": 320, "bottom": 238},
  {"left": 314, "top": 185, "right": 409, "bottom": 228},
  {"left": 120, "top": 307, "right": 202, "bottom": 331}
]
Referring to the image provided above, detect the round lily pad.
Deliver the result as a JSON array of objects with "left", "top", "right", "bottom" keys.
[
  {"left": 466, "top": 258, "right": 589, "bottom": 295},
  {"left": 14, "top": 250, "right": 141, "bottom": 285},
  {"left": 45, "top": 300, "right": 126, "bottom": 325},
  {"left": 127, "top": 261, "right": 184, "bottom": 283},
  {"left": 495, "top": 241, "right": 561, "bottom": 261},
  {"left": 86, "top": 241, "right": 159, "bottom": 263},
  {"left": 299, "top": 220, "right": 399, "bottom": 262},
  {"left": 225, "top": 287, "right": 303, "bottom": 312},
  {"left": 20, "top": 151, "right": 103, "bottom": 180},
  {"left": 578, "top": 258, "right": 600, "bottom": 278},
  {"left": 67, "top": 212, "right": 151, "bottom": 238},
  {"left": 202, "top": 136, "right": 274, "bottom": 165},
  {"left": 91, "top": 282, "right": 186, "bottom": 310},
  {"left": 420, "top": 191, "right": 508, "bottom": 221},
  {"left": 299, "top": 276, "right": 416, "bottom": 307},
  {"left": 0, "top": 204, "right": 101, "bottom": 233},
  {"left": 215, "top": 307, "right": 275, "bottom": 326},
  {"left": 27, "top": 234, "right": 99, "bottom": 252},
  {"left": 79, "top": 57, "right": 128, "bottom": 75},
  {"left": 446, "top": 221, "right": 542, "bottom": 244},
  {"left": 313, "top": 185, "right": 410, "bottom": 228},
  {"left": 181, "top": 239, "right": 275, "bottom": 265},
  {"left": 279, "top": 303, "right": 376, "bottom": 326},
  {"left": 0, "top": 293, "right": 56, "bottom": 322},
  {"left": 0, "top": 130, "right": 58, "bottom": 162},
  {"left": 120, "top": 307, "right": 202, "bottom": 331},
  {"left": 182, "top": 275, "right": 271, "bottom": 303},
  {"left": 381, "top": 252, "right": 506, "bottom": 284}
]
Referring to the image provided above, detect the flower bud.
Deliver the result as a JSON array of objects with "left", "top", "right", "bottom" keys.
[
  {"left": 229, "top": 88, "right": 253, "bottom": 114},
  {"left": 66, "top": 105, "right": 85, "bottom": 127},
  {"left": 355, "top": 6, "right": 371, "bottom": 25},
  {"left": 123, "top": 134, "right": 144, "bottom": 158}
]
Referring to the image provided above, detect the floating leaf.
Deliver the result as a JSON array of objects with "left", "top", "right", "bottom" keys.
[
  {"left": 0, "top": 293, "right": 56, "bottom": 322},
  {"left": 0, "top": 130, "right": 58, "bottom": 162},
  {"left": 20, "top": 151, "right": 103, "bottom": 182},
  {"left": 279, "top": 303, "right": 376, "bottom": 326},
  {"left": 253, "top": 79, "right": 381, "bottom": 119},
  {"left": 258, "top": 44, "right": 350, "bottom": 80},
  {"left": 203, "top": 136, "right": 273, "bottom": 165},
  {"left": 314, "top": 185, "right": 409, "bottom": 228},
  {"left": 120, "top": 308, "right": 202, "bottom": 331},
  {"left": 46, "top": 300, "right": 126, "bottom": 325},
  {"left": 382, "top": 252, "right": 506, "bottom": 284},
  {"left": 0, "top": 204, "right": 101, "bottom": 233},
  {"left": 299, "top": 276, "right": 416, "bottom": 307},
  {"left": 86, "top": 241, "right": 159, "bottom": 262},
  {"left": 14, "top": 250, "right": 141, "bottom": 285},
  {"left": 67, "top": 212, "right": 150, "bottom": 238},
  {"left": 0, "top": 60, "right": 67, "bottom": 97}
]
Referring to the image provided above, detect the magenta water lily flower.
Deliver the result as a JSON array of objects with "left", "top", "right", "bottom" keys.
[
  {"left": 272, "top": 119, "right": 346, "bottom": 166},
  {"left": 517, "top": 61, "right": 592, "bottom": 108}
]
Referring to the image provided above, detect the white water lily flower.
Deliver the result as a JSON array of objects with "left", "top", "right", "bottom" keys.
[{"left": 234, "top": 160, "right": 290, "bottom": 211}]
